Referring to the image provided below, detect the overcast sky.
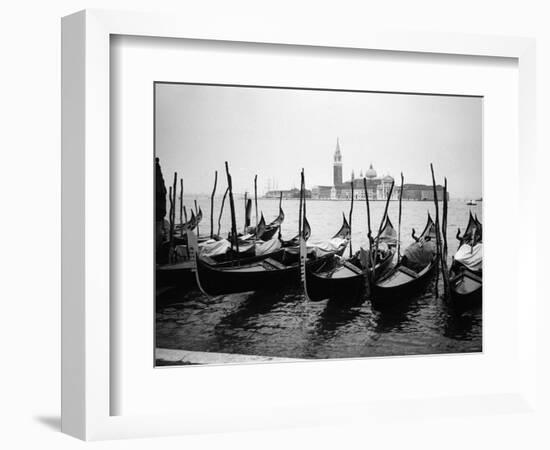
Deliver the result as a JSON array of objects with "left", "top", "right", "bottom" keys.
[{"left": 155, "top": 83, "right": 482, "bottom": 199}]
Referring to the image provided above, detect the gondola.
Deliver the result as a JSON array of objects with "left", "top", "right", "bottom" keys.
[
  {"left": 229, "top": 207, "right": 285, "bottom": 244},
  {"left": 174, "top": 208, "right": 202, "bottom": 234},
  {"left": 195, "top": 214, "right": 351, "bottom": 296},
  {"left": 258, "top": 207, "right": 285, "bottom": 241},
  {"left": 305, "top": 217, "right": 397, "bottom": 302},
  {"left": 172, "top": 209, "right": 204, "bottom": 246},
  {"left": 449, "top": 213, "right": 482, "bottom": 310},
  {"left": 371, "top": 214, "right": 437, "bottom": 309}
]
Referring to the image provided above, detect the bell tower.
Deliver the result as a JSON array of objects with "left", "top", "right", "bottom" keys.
[{"left": 333, "top": 138, "right": 343, "bottom": 186}]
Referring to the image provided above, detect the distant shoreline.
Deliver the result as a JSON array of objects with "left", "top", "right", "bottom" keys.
[
  {"left": 261, "top": 197, "right": 480, "bottom": 202},
  {"left": 179, "top": 195, "right": 481, "bottom": 202}
]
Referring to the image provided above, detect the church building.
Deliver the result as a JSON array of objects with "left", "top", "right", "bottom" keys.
[{"left": 311, "top": 138, "right": 399, "bottom": 201}]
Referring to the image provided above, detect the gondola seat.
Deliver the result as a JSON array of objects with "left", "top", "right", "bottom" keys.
[
  {"left": 263, "top": 258, "right": 286, "bottom": 270},
  {"left": 342, "top": 261, "right": 363, "bottom": 275},
  {"left": 399, "top": 265, "right": 419, "bottom": 279},
  {"left": 200, "top": 255, "right": 217, "bottom": 266}
]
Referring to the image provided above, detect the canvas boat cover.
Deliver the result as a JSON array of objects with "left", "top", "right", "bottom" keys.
[
  {"left": 455, "top": 243, "right": 483, "bottom": 271},
  {"left": 403, "top": 240, "right": 436, "bottom": 271},
  {"left": 200, "top": 236, "right": 264, "bottom": 257},
  {"left": 255, "top": 237, "right": 282, "bottom": 256},
  {"left": 307, "top": 237, "right": 347, "bottom": 257},
  {"left": 199, "top": 239, "right": 231, "bottom": 257}
]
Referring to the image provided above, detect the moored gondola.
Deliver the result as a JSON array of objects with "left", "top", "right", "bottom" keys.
[
  {"left": 259, "top": 207, "right": 285, "bottom": 240},
  {"left": 172, "top": 209, "right": 206, "bottom": 246},
  {"left": 240, "top": 208, "right": 285, "bottom": 239},
  {"left": 230, "top": 207, "right": 285, "bottom": 243},
  {"left": 174, "top": 207, "right": 203, "bottom": 234},
  {"left": 305, "top": 216, "right": 397, "bottom": 302},
  {"left": 195, "top": 214, "right": 350, "bottom": 296},
  {"left": 449, "top": 213, "right": 482, "bottom": 310},
  {"left": 371, "top": 214, "right": 437, "bottom": 309}
]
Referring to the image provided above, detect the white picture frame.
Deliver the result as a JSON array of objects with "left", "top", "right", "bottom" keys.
[{"left": 61, "top": 9, "right": 537, "bottom": 441}]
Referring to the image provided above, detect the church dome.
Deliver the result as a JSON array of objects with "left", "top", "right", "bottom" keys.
[
  {"left": 383, "top": 175, "right": 394, "bottom": 182},
  {"left": 365, "top": 164, "right": 377, "bottom": 179}
]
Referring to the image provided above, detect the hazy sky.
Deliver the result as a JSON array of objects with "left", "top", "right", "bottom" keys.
[{"left": 155, "top": 83, "right": 482, "bottom": 199}]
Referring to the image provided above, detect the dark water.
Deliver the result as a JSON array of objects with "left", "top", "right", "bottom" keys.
[{"left": 156, "top": 199, "right": 482, "bottom": 360}]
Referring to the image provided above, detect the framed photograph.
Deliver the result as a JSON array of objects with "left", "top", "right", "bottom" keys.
[{"left": 62, "top": 9, "right": 537, "bottom": 440}]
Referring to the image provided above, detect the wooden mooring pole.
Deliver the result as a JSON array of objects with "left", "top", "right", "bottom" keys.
[
  {"left": 225, "top": 162, "right": 239, "bottom": 253},
  {"left": 349, "top": 176, "right": 354, "bottom": 257},
  {"left": 397, "top": 173, "right": 404, "bottom": 263},
  {"left": 299, "top": 169, "right": 310, "bottom": 301},
  {"left": 243, "top": 191, "right": 248, "bottom": 234},
  {"left": 254, "top": 175, "right": 258, "bottom": 235},
  {"left": 210, "top": 171, "right": 218, "bottom": 238},
  {"left": 363, "top": 177, "right": 373, "bottom": 297},
  {"left": 373, "top": 181, "right": 395, "bottom": 282},
  {"left": 217, "top": 186, "right": 229, "bottom": 237},
  {"left": 168, "top": 186, "right": 174, "bottom": 245},
  {"left": 194, "top": 199, "right": 200, "bottom": 238},
  {"left": 430, "top": 163, "right": 450, "bottom": 299},
  {"left": 170, "top": 172, "right": 177, "bottom": 249},
  {"left": 179, "top": 178, "right": 184, "bottom": 238},
  {"left": 442, "top": 177, "right": 449, "bottom": 264}
]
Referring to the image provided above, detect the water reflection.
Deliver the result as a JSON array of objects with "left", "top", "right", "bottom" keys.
[
  {"left": 216, "top": 288, "right": 288, "bottom": 331},
  {"left": 441, "top": 305, "right": 482, "bottom": 341},
  {"left": 316, "top": 302, "right": 364, "bottom": 336},
  {"left": 374, "top": 301, "right": 414, "bottom": 333}
]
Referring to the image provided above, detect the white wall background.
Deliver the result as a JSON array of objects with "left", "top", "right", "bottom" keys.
[{"left": 1, "top": 1, "right": 548, "bottom": 449}]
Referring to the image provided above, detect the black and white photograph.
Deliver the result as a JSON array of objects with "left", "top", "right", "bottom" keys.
[
  {"left": 154, "top": 82, "right": 483, "bottom": 366},
  {"left": 5, "top": 1, "right": 546, "bottom": 446}
]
